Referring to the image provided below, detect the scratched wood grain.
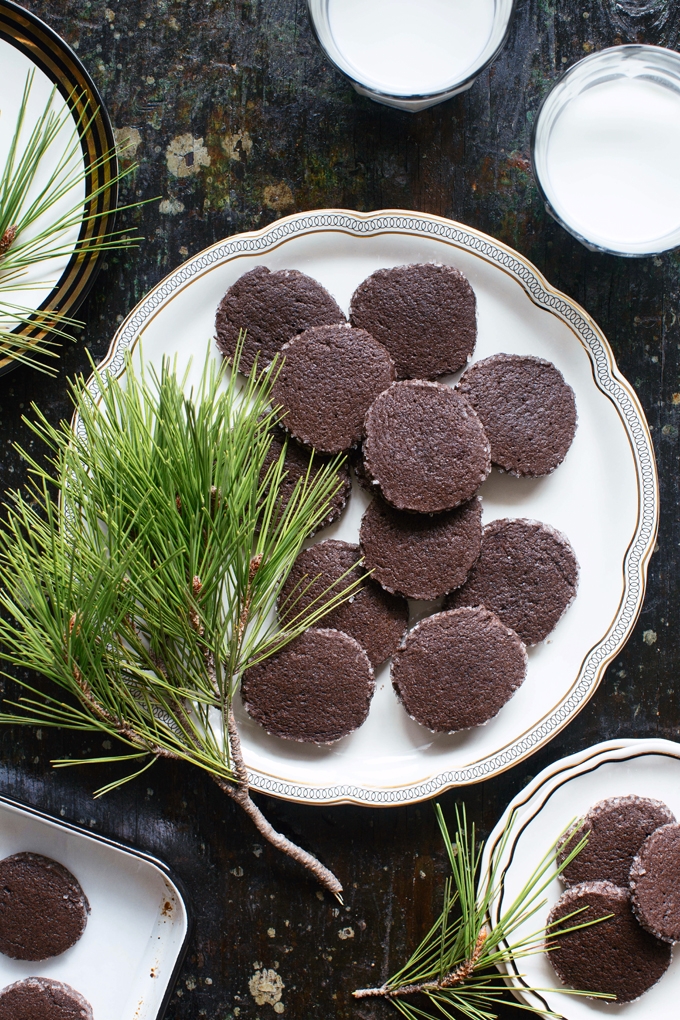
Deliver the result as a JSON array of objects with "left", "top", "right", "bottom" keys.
[{"left": 2, "top": 2, "right": 680, "bottom": 1017}]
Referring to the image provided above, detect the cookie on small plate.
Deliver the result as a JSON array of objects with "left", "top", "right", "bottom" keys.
[
  {"left": 547, "top": 880, "right": 671, "bottom": 1002},
  {"left": 0, "top": 852, "right": 89, "bottom": 961},
  {"left": 630, "top": 822, "right": 680, "bottom": 943},
  {"left": 557, "top": 795, "right": 675, "bottom": 888},
  {"left": 0, "top": 977, "right": 93, "bottom": 1020}
]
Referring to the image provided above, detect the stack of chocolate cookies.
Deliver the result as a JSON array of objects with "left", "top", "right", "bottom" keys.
[
  {"left": 0, "top": 852, "right": 93, "bottom": 1019},
  {"left": 548, "top": 795, "right": 680, "bottom": 1002},
  {"left": 216, "top": 262, "right": 579, "bottom": 744}
]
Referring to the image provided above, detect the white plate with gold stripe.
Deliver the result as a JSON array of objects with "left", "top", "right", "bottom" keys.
[{"left": 85, "top": 209, "right": 657, "bottom": 806}]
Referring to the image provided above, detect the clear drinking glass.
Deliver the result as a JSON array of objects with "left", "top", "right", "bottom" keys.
[
  {"left": 532, "top": 45, "right": 680, "bottom": 257},
  {"left": 307, "top": 0, "right": 516, "bottom": 113}
]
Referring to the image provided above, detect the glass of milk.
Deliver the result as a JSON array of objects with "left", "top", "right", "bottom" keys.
[
  {"left": 533, "top": 45, "right": 680, "bottom": 257},
  {"left": 307, "top": 0, "right": 516, "bottom": 112}
]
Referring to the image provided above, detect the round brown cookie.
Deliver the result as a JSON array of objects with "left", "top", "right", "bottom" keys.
[
  {"left": 278, "top": 541, "right": 408, "bottom": 667},
  {"left": 359, "top": 497, "right": 482, "bottom": 601},
  {"left": 446, "top": 518, "right": 578, "bottom": 645},
  {"left": 349, "top": 263, "right": 477, "bottom": 379},
  {"left": 272, "top": 324, "right": 395, "bottom": 454},
  {"left": 0, "top": 978, "right": 93, "bottom": 1020},
  {"left": 630, "top": 822, "right": 680, "bottom": 942},
  {"left": 391, "top": 608, "right": 527, "bottom": 733},
  {"left": 215, "top": 266, "right": 345, "bottom": 374},
  {"left": 363, "top": 381, "right": 491, "bottom": 513},
  {"left": 546, "top": 880, "right": 671, "bottom": 1002},
  {"left": 261, "top": 427, "right": 351, "bottom": 534},
  {"left": 457, "top": 354, "right": 577, "bottom": 476},
  {"left": 557, "top": 796, "right": 675, "bottom": 888},
  {"left": 241, "top": 628, "right": 374, "bottom": 743},
  {"left": 0, "top": 852, "right": 90, "bottom": 961}
]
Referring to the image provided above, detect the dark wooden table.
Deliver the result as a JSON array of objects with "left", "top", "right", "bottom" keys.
[{"left": 4, "top": 2, "right": 680, "bottom": 1017}]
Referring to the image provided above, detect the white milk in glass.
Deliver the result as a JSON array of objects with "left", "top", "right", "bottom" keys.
[
  {"left": 544, "top": 76, "right": 680, "bottom": 250},
  {"left": 327, "top": 0, "right": 496, "bottom": 96}
]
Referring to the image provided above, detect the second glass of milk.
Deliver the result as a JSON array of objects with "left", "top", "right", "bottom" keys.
[{"left": 533, "top": 45, "right": 680, "bottom": 257}]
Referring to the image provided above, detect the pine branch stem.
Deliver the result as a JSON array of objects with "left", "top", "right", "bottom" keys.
[
  {"left": 353, "top": 929, "right": 488, "bottom": 999},
  {"left": 213, "top": 707, "right": 344, "bottom": 903},
  {"left": 72, "top": 660, "right": 179, "bottom": 761}
]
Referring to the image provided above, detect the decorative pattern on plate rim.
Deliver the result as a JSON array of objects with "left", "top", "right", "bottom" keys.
[{"left": 78, "top": 209, "right": 658, "bottom": 806}]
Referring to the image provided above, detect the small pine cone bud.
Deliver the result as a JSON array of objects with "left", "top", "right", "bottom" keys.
[
  {"left": 249, "top": 553, "right": 263, "bottom": 581},
  {"left": 175, "top": 494, "right": 182, "bottom": 513},
  {"left": 192, "top": 575, "right": 202, "bottom": 597},
  {"left": 189, "top": 606, "right": 204, "bottom": 635},
  {"left": 0, "top": 225, "right": 17, "bottom": 257},
  {"left": 69, "top": 612, "right": 77, "bottom": 634}
]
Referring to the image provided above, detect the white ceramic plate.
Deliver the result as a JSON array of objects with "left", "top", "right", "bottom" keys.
[
  {"left": 0, "top": 39, "right": 84, "bottom": 321},
  {"left": 0, "top": 1, "right": 118, "bottom": 374},
  {"left": 0, "top": 794, "right": 189, "bottom": 1019},
  {"left": 484, "top": 738, "right": 680, "bottom": 1019},
  {"left": 84, "top": 209, "right": 657, "bottom": 806}
]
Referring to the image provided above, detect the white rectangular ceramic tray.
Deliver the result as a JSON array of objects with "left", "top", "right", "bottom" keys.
[{"left": 0, "top": 795, "right": 189, "bottom": 1019}]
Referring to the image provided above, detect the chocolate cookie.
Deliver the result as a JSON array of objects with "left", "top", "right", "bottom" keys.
[
  {"left": 0, "top": 852, "right": 89, "bottom": 961},
  {"left": 215, "top": 266, "right": 345, "bottom": 374},
  {"left": 364, "top": 381, "right": 491, "bottom": 513},
  {"left": 278, "top": 540, "right": 408, "bottom": 666},
  {"left": 349, "top": 444, "right": 376, "bottom": 493},
  {"left": 631, "top": 822, "right": 680, "bottom": 942},
  {"left": 391, "top": 607, "right": 527, "bottom": 733},
  {"left": 446, "top": 518, "right": 578, "bottom": 645},
  {"left": 546, "top": 880, "right": 671, "bottom": 1002},
  {"left": 557, "top": 796, "right": 675, "bottom": 888},
  {"left": 458, "top": 354, "right": 577, "bottom": 477},
  {"left": 241, "top": 628, "right": 375, "bottom": 743},
  {"left": 359, "top": 497, "right": 482, "bottom": 601},
  {"left": 350, "top": 263, "right": 477, "bottom": 379},
  {"left": 272, "top": 324, "right": 395, "bottom": 454},
  {"left": 261, "top": 427, "right": 351, "bottom": 534},
  {"left": 0, "top": 978, "right": 93, "bottom": 1020}
]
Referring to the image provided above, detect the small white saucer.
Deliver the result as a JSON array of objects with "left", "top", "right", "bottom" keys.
[{"left": 485, "top": 738, "right": 680, "bottom": 1018}]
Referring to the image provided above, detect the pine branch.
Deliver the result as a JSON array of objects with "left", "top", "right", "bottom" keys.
[
  {"left": 0, "top": 339, "right": 363, "bottom": 895},
  {"left": 355, "top": 930, "right": 489, "bottom": 999},
  {"left": 353, "top": 805, "right": 615, "bottom": 1018}
]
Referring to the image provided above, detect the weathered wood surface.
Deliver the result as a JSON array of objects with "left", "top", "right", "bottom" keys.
[{"left": 3, "top": 1, "right": 680, "bottom": 1017}]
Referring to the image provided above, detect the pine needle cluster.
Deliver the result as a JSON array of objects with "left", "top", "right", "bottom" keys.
[
  {"left": 354, "top": 804, "right": 613, "bottom": 1018},
  {"left": 0, "top": 71, "right": 143, "bottom": 372},
  {"left": 0, "top": 343, "right": 358, "bottom": 895}
]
